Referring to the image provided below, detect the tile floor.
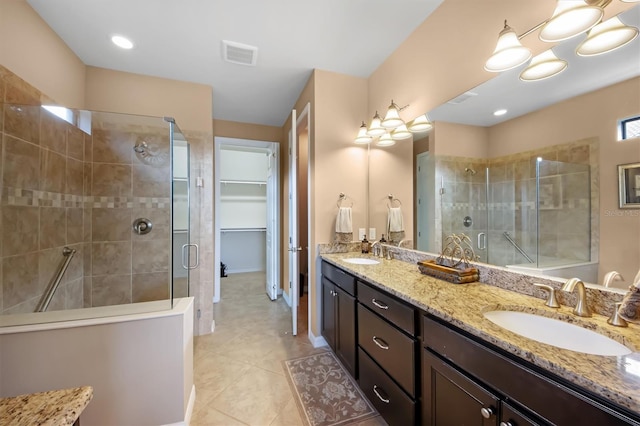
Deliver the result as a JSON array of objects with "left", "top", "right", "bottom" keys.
[{"left": 191, "top": 272, "right": 386, "bottom": 426}]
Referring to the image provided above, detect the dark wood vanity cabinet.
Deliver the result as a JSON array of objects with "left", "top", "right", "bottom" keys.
[
  {"left": 422, "top": 315, "right": 640, "bottom": 426},
  {"left": 321, "top": 262, "right": 357, "bottom": 377},
  {"left": 357, "top": 281, "right": 418, "bottom": 426}
]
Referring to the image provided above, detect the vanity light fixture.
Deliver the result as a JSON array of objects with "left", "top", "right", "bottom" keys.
[
  {"left": 391, "top": 124, "right": 412, "bottom": 140},
  {"left": 576, "top": 16, "right": 639, "bottom": 56},
  {"left": 381, "top": 100, "right": 405, "bottom": 129},
  {"left": 376, "top": 132, "right": 396, "bottom": 147},
  {"left": 354, "top": 121, "right": 373, "bottom": 144},
  {"left": 111, "top": 35, "right": 134, "bottom": 49},
  {"left": 367, "top": 111, "right": 386, "bottom": 137},
  {"left": 408, "top": 114, "right": 434, "bottom": 132},
  {"left": 520, "top": 49, "right": 568, "bottom": 81},
  {"left": 484, "top": 21, "right": 532, "bottom": 72},
  {"left": 539, "top": 0, "right": 604, "bottom": 42}
]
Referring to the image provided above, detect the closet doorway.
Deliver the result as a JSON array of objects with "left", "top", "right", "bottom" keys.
[{"left": 214, "top": 138, "right": 280, "bottom": 304}]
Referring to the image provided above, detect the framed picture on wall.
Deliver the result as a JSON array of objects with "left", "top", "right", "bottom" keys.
[{"left": 618, "top": 163, "right": 640, "bottom": 208}]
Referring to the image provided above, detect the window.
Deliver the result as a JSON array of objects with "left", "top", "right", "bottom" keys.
[{"left": 619, "top": 115, "right": 640, "bottom": 141}]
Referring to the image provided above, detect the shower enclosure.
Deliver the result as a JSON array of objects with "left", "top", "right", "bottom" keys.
[
  {"left": 439, "top": 156, "right": 592, "bottom": 275},
  {"left": 0, "top": 102, "right": 191, "bottom": 325}
]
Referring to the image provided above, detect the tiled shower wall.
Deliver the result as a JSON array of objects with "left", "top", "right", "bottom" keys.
[
  {"left": 436, "top": 138, "right": 599, "bottom": 267},
  {"left": 0, "top": 65, "right": 171, "bottom": 314}
]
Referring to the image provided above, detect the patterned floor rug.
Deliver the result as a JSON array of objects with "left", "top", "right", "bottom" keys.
[{"left": 283, "top": 352, "right": 378, "bottom": 426}]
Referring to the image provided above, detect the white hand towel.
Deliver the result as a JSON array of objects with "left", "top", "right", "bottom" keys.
[
  {"left": 387, "top": 207, "right": 404, "bottom": 232},
  {"left": 336, "top": 207, "right": 353, "bottom": 233}
]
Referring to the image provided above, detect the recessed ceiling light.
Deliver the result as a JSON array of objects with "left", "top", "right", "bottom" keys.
[
  {"left": 111, "top": 35, "right": 134, "bottom": 49},
  {"left": 494, "top": 109, "right": 507, "bottom": 116}
]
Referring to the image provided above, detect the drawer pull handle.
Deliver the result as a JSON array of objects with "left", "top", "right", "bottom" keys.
[
  {"left": 372, "top": 298, "right": 389, "bottom": 310},
  {"left": 372, "top": 336, "right": 389, "bottom": 350},
  {"left": 500, "top": 422, "right": 514, "bottom": 426},
  {"left": 373, "top": 385, "right": 390, "bottom": 404},
  {"left": 480, "top": 407, "right": 494, "bottom": 419}
]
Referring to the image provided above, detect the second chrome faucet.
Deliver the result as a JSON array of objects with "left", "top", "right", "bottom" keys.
[{"left": 561, "top": 278, "right": 592, "bottom": 317}]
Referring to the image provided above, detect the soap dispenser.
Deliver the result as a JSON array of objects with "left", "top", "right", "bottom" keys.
[{"left": 361, "top": 235, "right": 370, "bottom": 254}]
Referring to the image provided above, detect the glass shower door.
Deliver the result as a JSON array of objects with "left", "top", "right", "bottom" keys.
[{"left": 171, "top": 125, "right": 191, "bottom": 300}]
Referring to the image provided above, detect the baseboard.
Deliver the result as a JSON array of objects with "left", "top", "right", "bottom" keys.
[
  {"left": 225, "top": 268, "right": 265, "bottom": 274},
  {"left": 308, "top": 329, "right": 328, "bottom": 348},
  {"left": 283, "top": 290, "right": 291, "bottom": 307},
  {"left": 162, "top": 384, "right": 196, "bottom": 426}
]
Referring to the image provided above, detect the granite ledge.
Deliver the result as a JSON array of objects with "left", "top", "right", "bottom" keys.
[
  {"left": 0, "top": 386, "right": 93, "bottom": 426},
  {"left": 320, "top": 252, "right": 640, "bottom": 416}
]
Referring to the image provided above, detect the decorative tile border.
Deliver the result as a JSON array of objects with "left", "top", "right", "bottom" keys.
[{"left": 2, "top": 188, "right": 170, "bottom": 209}]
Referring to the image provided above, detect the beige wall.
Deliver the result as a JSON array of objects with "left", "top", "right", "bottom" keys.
[
  {"left": 432, "top": 121, "right": 490, "bottom": 158},
  {"left": 489, "top": 77, "right": 640, "bottom": 283},
  {"left": 0, "top": 0, "right": 86, "bottom": 108},
  {"left": 213, "top": 119, "right": 282, "bottom": 143}
]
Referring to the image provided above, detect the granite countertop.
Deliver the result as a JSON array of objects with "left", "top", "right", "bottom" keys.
[
  {"left": 0, "top": 386, "right": 93, "bottom": 426},
  {"left": 320, "top": 253, "right": 640, "bottom": 415}
]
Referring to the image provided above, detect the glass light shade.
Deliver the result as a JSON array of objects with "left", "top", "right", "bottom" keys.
[
  {"left": 111, "top": 35, "right": 134, "bottom": 49},
  {"left": 376, "top": 132, "right": 396, "bottom": 147},
  {"left": 381, "top": 101, "right": 404, "bottom": 129},
  {"left": 367, "top": 111, "right": 386, "bottom": 137},
  {"left": 576, "top": 17, "right": 639, "bottom": 56},
  {"left": 539, "top": 1, "right": 603, "bottom": 42},
  {"left": 391, "top": 124, "right": 412, "bottom": 140},
  {"left": 484, "top": 22, "right": 532, "bottom": 72},
  {"left": 354, "top": 122, "right": 373, "bottom": 144},
  {"left": 519, "top": 49, "right": 568, "bottom": 81},
  {"left": 408, "top": 114, "right": 433, "bottom": 132}
]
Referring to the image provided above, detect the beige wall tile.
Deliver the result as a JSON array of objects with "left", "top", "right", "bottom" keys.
[
  {"left": 83, "top": 162, "right": 92, "bottom": 196},
  {"left": 83, "top": 276, "right": 92, "bottom": 308},
  {"left": 66, "top": 207, "right": 83, "bottom": 244},
  {"left": 39, "top": 247, "right": 62, "bottom": 289},
  {"left": 40, "top": 149, "right": 66, "bottom": 193},
  {"left": 39, "top": 207, "right": 66, "bottom": 249},
  {"left": 92, "top": 128, "right": 133, "bottom": 164},
  {"left": 82, "top": 242, "right": 92, "bottom": 276},
  {"left": 65, "top": 277, "right": 84, "bottom": 309},
  {"left": 132, "top": 272, "right": 169, "bottom": 303},
  {"left": 84, "top": 132, "right": 93, "bottom": 163},
  {"left": 92, "top": 241, "right": 131, "bottom": 276},
  {"left": 64, "top": 244, "right": 83, "bottom": 282},
  {"left": 132, "top": 164, "right": 170, "bottom": 197},
  {"left": 82, "top": 208, "right": 92, "bottom": 242},
  {"left": 3, "top": 135, "right": 40, "bottom": 190},
  {"left": 132, "top": 239, "right": 169, "bottom": 273},
  {"left": 3, "top": 102, "right": 40, "bottom": 145},
  {"left": 2, "top": 205, "right": 39, "bottom": 256},
  {"left": 40, "top": 110, "right": 67, "bottom": 155},
  {"left": 66, "top": 157, "right": 84, "bottom": 195},
  {"left": 67, "top": 126, "right": 85, "bottom": 161},
  {"left": 132, "top": 207, "right": 170, "bottom": 241},
  {"left": 92, "top": 208, "right": 132, "bottom": 242},
  {"left": 92, "top": 163, "right": 132, "bottom": 197},
  {"left": 91, "top": 274, "right": 131, "bottom": 307},
  {"left": 3, "top": 252, "right": 40, "bottom": 309}
]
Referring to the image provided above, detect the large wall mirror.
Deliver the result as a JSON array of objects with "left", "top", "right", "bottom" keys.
[{"left": 370, "top": 5, "right": 640, "bottom": 288}]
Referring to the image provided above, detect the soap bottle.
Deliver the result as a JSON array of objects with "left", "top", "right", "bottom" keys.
[
  {"left": 380, "top": 234, "right": 386, "bottom": 244},
  {"left": 361, "top": 235, "right": 370, "bottom": 254}
]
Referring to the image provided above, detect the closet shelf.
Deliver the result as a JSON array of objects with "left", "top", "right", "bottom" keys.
[
  {"left": 221, "top": 228, "right": 267, "bottom": 233},
  {"left": 220, "top": 195, "right": 266, "bottom": 201},
  {"left": 220, "top": 180, "right": 266, "bottom": 186}
]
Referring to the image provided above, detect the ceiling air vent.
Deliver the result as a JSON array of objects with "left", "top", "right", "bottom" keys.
[
  {"left": 222, "top": 40, "right": 258, "bottom": 66},
  {"left": 447, "top": 91, "right": 478, "bottom": 105}
]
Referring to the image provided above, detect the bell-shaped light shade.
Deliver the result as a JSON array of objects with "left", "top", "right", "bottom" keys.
[
  {"left": 539, "top": 1, "right": 603, "bottom": 42},
  {"left": 391, "top": 124, "right": 412, "bottom": 141},
  {"left": 519, "top": 49, "right": 568, "bottom": 81},
  {"left": 408, "top": 114, "right": 433, "bottom": 133},
  {"left": 367, "top": 111, "right": 386, "bottom": 137},
  {"left": 381, "top": 101, "right": 404, "bottom": 129},
  {"left": 376, "top": 132, "right": 396, "bottom": 147},
  {"left": 576, "top": 16, "right": 639, "bottom": 56},
  {"left": 484, "top": 21, "right": 532, "bottom": 72},
  {"left": 354, "top": 121, "right": 373, "bottom": 144}
]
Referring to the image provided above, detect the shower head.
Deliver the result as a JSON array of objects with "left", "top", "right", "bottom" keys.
[
  {"left": 133, "top": 138, "right": 169, "bottom": 167},
  {"left": 133, "top": 141, "right": 148, "bottom": 154},
  {"left": 465, "top": 167, "right": 477, "bottom": 175}
]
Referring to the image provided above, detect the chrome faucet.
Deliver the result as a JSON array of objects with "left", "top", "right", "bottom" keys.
[
  {"left": 561, "top": 278, "right": 592, "bottom": 317},
  {"left": 371, "top": 240, "right": 382, "bottom": 257},
  {"left": 396, "top": 239, "right": 406, "bottom": 248},
  {"left": 603, "top": 271, "right": 624, "bottom": 288}
]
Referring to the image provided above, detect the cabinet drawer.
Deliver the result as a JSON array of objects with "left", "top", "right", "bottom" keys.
[
  {"left": 358, "top": 281, "right": 415, "bottom": 335},
  {"left": 322, "top": 261, "right": 355, "bottom": 295},
  {"left": 358, "top": 304, "right": 416, "bottom": 397},
  {"left": 358, "top": 348, "right": 416, "bottom": 426}
]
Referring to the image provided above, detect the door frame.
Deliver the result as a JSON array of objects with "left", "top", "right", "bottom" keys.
[{"left": 213, "top": 137, "right": 279, "bottom": 304}]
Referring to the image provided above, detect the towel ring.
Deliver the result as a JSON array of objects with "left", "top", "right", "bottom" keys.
[
  {"left": 387, "top": 194, "right": 402, "bottom": 208},
  {"left": 337, "top": 193, "right": 354, "bottom": 208}
]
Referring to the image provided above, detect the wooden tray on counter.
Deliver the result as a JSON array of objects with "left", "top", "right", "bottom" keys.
[{"left": 417, "top": 259, "right": 479, "bottom": 284}]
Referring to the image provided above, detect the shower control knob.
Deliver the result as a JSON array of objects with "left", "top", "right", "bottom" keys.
[{"left": 133, "top": 218, "right": 153, "bottom": 235}]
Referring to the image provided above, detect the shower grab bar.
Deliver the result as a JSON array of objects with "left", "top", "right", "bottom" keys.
[
  {"left": 503, "top": 232, "right": 534, "bottom": 263},
  {"left": 35, "top": 247, "right": 77, "bottom": 313}
]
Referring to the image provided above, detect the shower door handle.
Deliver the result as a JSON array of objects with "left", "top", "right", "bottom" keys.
[
  {"left": 181, "top": 243, "right": 199, "bottom": 270},
  {"left": 477, "top": 233, "right": 486, "bottom": 251}
]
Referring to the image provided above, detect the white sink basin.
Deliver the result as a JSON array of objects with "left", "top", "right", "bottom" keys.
[
  {"left": 483, "top": 310, "right": 632, "bottom": 356},
  {"left": 342, "top": 258, "right": 380, "bottom": 265}
]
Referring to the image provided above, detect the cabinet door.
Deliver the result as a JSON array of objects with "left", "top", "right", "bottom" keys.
[
  {"left": 335, "top": 284, "right": 356, "bottom": 377},
  {"left": 501, "top": 402, "right": 541, "bottom": 426},
  {"left": 321, "top": 278, "right": 336, "bottom": 351},
  {"left": 423, "top": 349, "right": 499, "bottom": 426}
]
